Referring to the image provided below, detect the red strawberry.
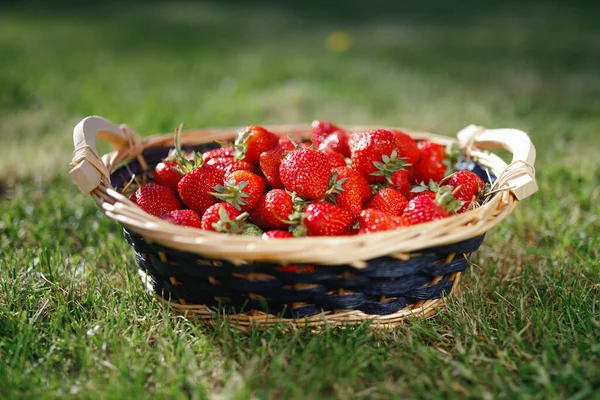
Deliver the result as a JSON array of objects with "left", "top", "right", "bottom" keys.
[
  {"left": 263, "top": 230, "right": 294, "bottom": 239},
  {"left": 311, "top": 120, "right": 343, "bottom": 148},
  {"left": 301, "top": 202, "right": 353, "bottom": 236},
  {"left": 153, "top": 160, "right": 184, "bottom": 191},
  {"left": 411, "top": 189, "right": 436, "bottom": 200},
  {"left": 342, "top": 228, "right": 360, "bottom": 236},
  {"left": 133, "top": 183, "right": 182, "bottom": 217},
  {"left": 277, "top": 265, "right": 316, "bottom": 273},
  {"left": 347, "top": 132, "right": 362, "bottom": 150},
  {"left": 418, "top": 140, "right": 446, "bottom": 161},
  {"left": 128, "top": 192, "right": 138, "bottom": 204},
  {"left": 160, "top": 209, "right": 203, "bottom": 228},
  {"left": 442, "top": 171, "right": 486, "bottom": 213},
  {"left": 259, "top": 145, "right": 288, "bottom": 189},
  {"left": 203, "top": 147, "right": 234, "bottom": 162},
  {"left": 413, "top": 141, "right": 448, "bottom": 184},
  {"left": 212, "top": 170, "right": 266, "bottom": 212},
  {"left": 178, "top": 165, "right": 224, "bottom": 214},
  {"left": 413, "top": 157, "right": 446, "bottom": 184},
  {"left": 200, "top": 202, "right": 246, "bottom": 233},
  {"left": 358, "top": 208, "right": 408, "bottom": 234},
  {"left": 330, "top": 166, "right": 371, "bottom": 217},
  {"left": 364, "top": 187, "right": 408, "bottom": 216},
  {"left": 206, "top": 156, "right": 259, "bottom": 175},
  {"left": 392, "top": 130, "right": 420, "bottom": 166},
  {"left": 278, "top": 137, "right": 298, "bottom": 150},
  {"left": 325, "top": 151, "right": 347, "bottom": 168},
  {"left": 318, "top": 130, "right": 350, "bottom": 157},
  {"left": 250, "top": 189, "right": 294, "bottom": 230},
  {"left": 233, "top": 126, "right": 279, "bottom": 164},
  {"left": 390, "top": 169, "right": 412, "bottom": 198},
  {"left": 279, "top": 148, "right": 332, "bottom": 200},
  {"left": 403, "top": 191, "right": 460, "bottom": 225},
  {"left": 350, "top": 129, "right": 408, "bottom": 184}
]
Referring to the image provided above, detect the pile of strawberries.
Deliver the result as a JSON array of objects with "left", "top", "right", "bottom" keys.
[{"left": 129, "top": 121, "right": 487, "bottom": 239}]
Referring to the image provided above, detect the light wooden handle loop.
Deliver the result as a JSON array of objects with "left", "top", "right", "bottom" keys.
[
  {"left": 70, "top": 116, "right": 139, "bottom": 194},
  {"left": 457, "top": 125, "right": 538, "bottom": 200}
]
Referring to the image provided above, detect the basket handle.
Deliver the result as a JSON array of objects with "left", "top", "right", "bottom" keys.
[
  {"left": 69, "top": 116, "right": 141, "bottom": 194},
  {"left": 457, "top": 125, "right": 538, "bottom": 200}
]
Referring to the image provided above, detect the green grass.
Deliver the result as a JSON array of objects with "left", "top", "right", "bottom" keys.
[{"left": 1, "top": 1, "right": 600, "bottom": 398}]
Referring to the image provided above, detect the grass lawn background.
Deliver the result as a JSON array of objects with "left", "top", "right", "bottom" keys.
[{"left": 1, "top": 1, "right": 599, "bottom": 398}]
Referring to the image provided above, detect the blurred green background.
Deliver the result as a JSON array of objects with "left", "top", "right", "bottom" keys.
[{"left": 1, "top": 1, "right": 599, "bottom": 399}]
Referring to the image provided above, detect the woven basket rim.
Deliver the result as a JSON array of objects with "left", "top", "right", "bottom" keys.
[{"left": 73, "top": 121, "right": 535, "bottom": 266}]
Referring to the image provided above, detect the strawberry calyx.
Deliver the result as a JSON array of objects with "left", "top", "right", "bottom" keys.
[
  {"left": 436, "top": 187, "right": 463, "bottom": 214},
  {"left": 242, "top": 223, "right": 264, "bottom": 236},
  {"left": 369, "top": 183, "right": 386, "bottom": 196},
  {"left": 411, "top": 180, "right": 442, "bottom": 195},
  {"left": 233, "top": 127, "right": 254, "bottom": 160},
  {"left": 370, "top": 149, "right": 410, "bottom": 184},
  {"left": 287, "top": 209, "right": 307, "bottom": 237},
  {"left": 168, "top": 124, "right": 205, "bottom": 174},
  {"left": 284, "top": 197, "right": 309, "bottom": 237},
  {"left": 212, "top": 206, "right": 250, "bottom": 234},
  {"left": 324, "top": 172, "right": 348, "bottom": 204},
  {"left": 173, "top": 152, "right": 205, "bottom": 175},
  {"left": 443, "top": 143, "right": 463, "bottom": 170},
  {"left": 210, "top": 178, "right": 251, "bottom": 211},
  {"left": 412, "top": 180, "right": 463, "bottom": 214}
]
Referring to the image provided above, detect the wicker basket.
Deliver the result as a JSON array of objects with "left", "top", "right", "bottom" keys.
[{"left": 69, "top": 116, "right": 537, "bottom": 329}]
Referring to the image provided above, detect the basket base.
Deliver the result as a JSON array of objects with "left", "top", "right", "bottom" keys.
[{"left": 139, "top": 269, "right": 461, "bottom": 330}]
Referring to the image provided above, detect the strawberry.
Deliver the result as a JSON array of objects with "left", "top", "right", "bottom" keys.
[
  {"left": 178, "top": 165, "right": 224, "bottom": 214},
  {"left": 278, "top": 136, "right": 298, "bottom": 151},
  {"left": 203, "top": 147, "right": 234, "bottom": 162},
  {"left": 205, "top": 156, "right": 259, "bottom": 175},
  {"left": 311, "top": 120, "right": 343, "bottom": 148},
  {"left": 325, "top": 151, "right": 347, "bottom": 168},
  {"left": 211, "top": 170, "right": 266, "bottom": 212},
  {"left": 342, "top": 228, "right": 360, "bottom": 236},
  {"left": 233, "top": 125, "right": 279, "bottom": 164},
  {"left": 160, "top": 209, "right": 203, "bottom": 228},
  {"left": 350, "top": 129, "right": 408, "bottom": 184},
  {"left": 413, "top": 157, "right": 446, "bottom": 184},
  {"left": 200, "top": 202, "right": 247, "bottom": 233},
  {"left": 418, "top": 140, "right": 446, "bottom": 161},
  {"left": 442, "top": 171, "right": 486, "bottom": 213},
  {"left": 262, "top": 230, "right": 294, "bottom": 239},
  {"left": 413, "top": 141, "right": 447, "bottom": 184},
  {"left": 128, "top": 192, "right": 138, "bottom": 204},
  {"left": 279, "top": 148, "right": 332, "bottom": 200},
  {"left": 347, "top": 132, "right": 362, "bottom": 150},
  {"left": 277, "top": 265, "right": 316, "bottom": 273},
  {"left": 403, "top": 188, "right": 461, "bottom": 225},
  {"left": 392, "top": 130, "right": 420, "bottom": 166},
  {"left": 390, "top": 169, "right": 412, "bottom": 198},
  {"left": 250, "top": 189, "right": 294, "bottom": 230},
  {"left": 153, "top": 160, "right": 184, "bottom": 191},
  {"left": 358, "top": 208, "right": 408, "bottom": 234},
  {"left": 364, "top": 187, "right": 408, "bottom": 216},
  {"left": 329, "top": 166, "right": 371, "bottom": 217},
  {"left": 318, "top": 130, "right": 350, "bottom": 157},
  {"left": 133, "top": 183, "right": 182, "bottom": 217},
  {"left": 259, "top": 145, "right": 288, "bottom": 189},
  {"left": 299, "top": 202, "right": 353, "bottom": 236}
]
